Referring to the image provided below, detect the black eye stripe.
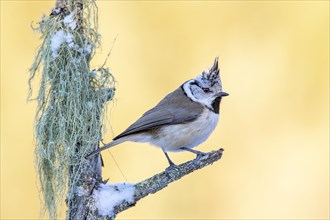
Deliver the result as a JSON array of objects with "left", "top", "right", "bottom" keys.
[
  {"left": 190, "top": 81, "right": 203, "bottom": 88},
  {"left": 190, "top": 81, "right": 199, "bottom": 87},
  {"left": 190, "top": 81, "right": 211, "bottom": 93}
]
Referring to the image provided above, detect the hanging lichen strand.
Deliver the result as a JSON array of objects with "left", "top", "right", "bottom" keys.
[{"left": 28, "top": 0, "right": 115, "bottom": 218}]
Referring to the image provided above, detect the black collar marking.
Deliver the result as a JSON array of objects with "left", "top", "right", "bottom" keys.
[{"left": 211, "top": 97, "right": 221, "bottom": 114}]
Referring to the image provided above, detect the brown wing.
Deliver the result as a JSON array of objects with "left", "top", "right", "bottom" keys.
[{"left": 113, "top": 87, "right": 204, "bottom": 140}]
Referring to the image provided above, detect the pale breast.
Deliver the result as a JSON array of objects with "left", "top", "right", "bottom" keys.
[{"left": 151, "top": 109, "right": 219, "bottom": 152}]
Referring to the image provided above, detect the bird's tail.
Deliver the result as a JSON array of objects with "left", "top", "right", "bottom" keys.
[{"left": 85, "top": 138, "right": 127, "bottom": 158}]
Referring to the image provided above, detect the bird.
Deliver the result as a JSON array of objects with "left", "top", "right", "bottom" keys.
[{"left": 86, "top": 58, "right": 228, "bottom": 166}]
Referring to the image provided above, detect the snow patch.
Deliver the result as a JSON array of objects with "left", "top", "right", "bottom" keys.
[
  {"left": 86, "top": 101, "right": 93, "bottom": 109},
  {"left": 50, "top": 30, "right": 75, "bottom": 58},
  {"left": 52, "top": 8, "right": 61, "bottom": 15},
  {"left": 50, "top": 30, "right": 65, "bottom": 58},
  {"left": 90, "top": 70, "right": 97, "bottom": 77},
  {"left": 65, "top": 33, "right": 74, "bottom": 48},
  {"left": 85, "top": 43, "right": 92, "bottom": 54},
  {"left": 93, "top": 183, "right": 135, "bottom": 216},
  {"left": 64, "top": 12, "right": 77, "bottom": 30}
]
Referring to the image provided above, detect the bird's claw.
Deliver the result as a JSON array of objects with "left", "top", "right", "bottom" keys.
[{"left": 165, "top": 163, "right": 177, "bottom": 172}]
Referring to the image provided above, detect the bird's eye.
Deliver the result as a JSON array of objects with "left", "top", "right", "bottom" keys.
[{"left": 202, "top": 88, "right": 210, "bottom": 93}]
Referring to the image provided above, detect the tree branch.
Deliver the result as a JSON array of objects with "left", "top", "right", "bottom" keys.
[{"left": 93, "top": 148, "right": 224, "bottom": 218}]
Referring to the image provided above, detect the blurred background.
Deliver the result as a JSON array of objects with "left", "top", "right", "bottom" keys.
[{"left": 1, "top": 1, "right": 329, "bottom": 219}]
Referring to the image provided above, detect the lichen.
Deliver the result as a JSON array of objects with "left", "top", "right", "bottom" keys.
[{"left": 28, "top": 0, "right": 115, "bottom": 219}]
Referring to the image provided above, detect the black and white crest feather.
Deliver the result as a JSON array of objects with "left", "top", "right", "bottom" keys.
[{"left": 201, "top": 57, "right": 221, "bottom": 87}]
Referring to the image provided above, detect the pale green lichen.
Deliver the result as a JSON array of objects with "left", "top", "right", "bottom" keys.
[{"left": 28, "top": 0, "right": 115, "bottom": 219}]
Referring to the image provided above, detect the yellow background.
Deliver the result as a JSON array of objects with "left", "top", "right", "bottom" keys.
[{"left": 1, "top": 1, "right": 329, "bottom": 219}]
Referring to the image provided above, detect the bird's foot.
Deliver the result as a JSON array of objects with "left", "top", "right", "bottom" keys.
[
  {"left": 180, "top": 147, "right": 206, "bottom": 158},
  {"left": 165, "top": 163, "right": 177, "bottom": 172},
  {"left": 162, "top": 149, "right": 177, "bottom": 171}
]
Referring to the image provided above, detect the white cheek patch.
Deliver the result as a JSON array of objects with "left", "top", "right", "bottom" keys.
[{"left": 182, "top": 80, "right": 213, "bottom": 109}]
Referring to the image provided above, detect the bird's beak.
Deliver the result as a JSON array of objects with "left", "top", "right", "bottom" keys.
[{"left": 218, "top": 91, "right": 229, "bottom": 97}]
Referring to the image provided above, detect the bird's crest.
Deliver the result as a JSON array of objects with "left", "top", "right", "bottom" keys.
[{"left": 200, "top": 57, "right": 221, "bottom": 87}]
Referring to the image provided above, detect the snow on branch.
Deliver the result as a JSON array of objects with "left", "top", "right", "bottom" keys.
[{"left": 93, "top": 148, "right": 224, "bottom": 218}]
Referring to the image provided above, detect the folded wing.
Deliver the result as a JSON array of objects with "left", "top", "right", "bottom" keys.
[{"left": 114, "top": 87, "right": 203, "bottom": 140}]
